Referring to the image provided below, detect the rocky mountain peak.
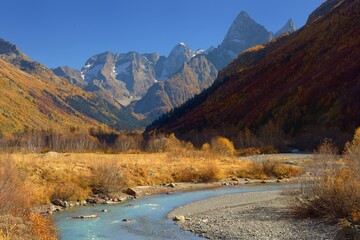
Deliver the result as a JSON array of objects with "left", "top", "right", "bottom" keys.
[
  {"left": 207, "top": 11, "right": 274, "bottom": 70},
  {"left": 157, "top": 42, "right": 196, "bottom": 80},
  {"left": 0, "top": 38, "right": 21, "bottom": 56},
  {"left": 0, "top": 38, "right": 30, "bottom": 61},
  {"left": 222, "top": 11, "right": 273, "bottom": 48},
  {"left": 275, "top": 19, "right": 297, "bottom": 37},
  {"left": 169, "top": 42, "right": 195, "bottom": 59},
  {"left": 52, "top": 66, "right": 86, "bottom": 87}
]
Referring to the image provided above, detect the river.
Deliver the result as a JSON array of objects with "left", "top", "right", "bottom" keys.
[{"left": 54, "top": 184, "right": 290, "bottom": 240}]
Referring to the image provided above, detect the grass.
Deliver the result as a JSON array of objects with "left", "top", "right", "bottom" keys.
[
  {"left": 293, "top": 131, "right": 360, "bottom": 223},
  {"left": 5, "top": 151, "right": 302, "bottom": 205}
]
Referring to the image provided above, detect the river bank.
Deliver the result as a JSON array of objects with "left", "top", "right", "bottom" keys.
[
  {"left": 34, "top": 177, "right": 292, "bottom": 214},
  {"left": 168, "top": 190, "right": 339, "bottom": 239}
]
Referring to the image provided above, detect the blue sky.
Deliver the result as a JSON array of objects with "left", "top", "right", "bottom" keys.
[{"left": 0, "top": 0, "right": 324, "bottom": 70}]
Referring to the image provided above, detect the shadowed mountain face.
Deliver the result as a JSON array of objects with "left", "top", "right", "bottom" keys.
[
  {"left": 146, "top": 0, "right": 360, "bottom": 148},
  {"left": 52, "top": 66, "right": 86, "bottom": 87},
  {"left": 53, "top": 11, "right": 294, "bottom": 121}
]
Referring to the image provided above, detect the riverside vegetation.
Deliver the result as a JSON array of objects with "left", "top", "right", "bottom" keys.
[
  {"left": 1, "top": 128, "right": 359, "bottom": 239},
  {"left": 294, "top": 127, "right": 360, "bottom": 224},
  {"left": 0, "top": 130, "right": 302, "bottom": 239}
]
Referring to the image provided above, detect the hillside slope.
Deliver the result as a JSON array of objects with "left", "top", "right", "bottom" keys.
[
  {"left": 0, "top": 40, "right": 146, "bottom": 133},
  {"left": 0, "top": 59, "right": 100, "bottom": 132},
  {"left": 146, "top": 0, "right": 360, "bottom": 148}
]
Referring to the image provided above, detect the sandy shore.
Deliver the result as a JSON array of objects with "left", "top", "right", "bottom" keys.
[{"left": 168, "top": 190, "right": 339, "bottom": 240}]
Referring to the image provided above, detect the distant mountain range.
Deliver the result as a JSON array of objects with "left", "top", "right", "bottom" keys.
[
  {"left": 0, "top": 38, "right": 145, "bottom": 132},
  {"left": 146, "top": 0, "right": 360, "bottom": 149},
  {"left": 0, "top": 9, "right": 297, "bottom": 133},
  {"left": 52, "top": 13, "right": 296, "bottom": 122}
]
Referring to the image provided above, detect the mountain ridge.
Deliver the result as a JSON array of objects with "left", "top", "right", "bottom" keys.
[
  {"left": 146, "top": 0, "right": 360, "bottom": 148},
  {"left": 54, "top": 11, "right": 296, "bottom": 122}
]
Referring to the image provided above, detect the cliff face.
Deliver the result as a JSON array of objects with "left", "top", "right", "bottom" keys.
[{"left": 133, "top": 55, "right": 218, "bottom": 120}]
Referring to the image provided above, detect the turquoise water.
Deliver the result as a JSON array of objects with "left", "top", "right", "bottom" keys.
[{"left": 54, "top": 184, "right": 289, "bottom": 240}]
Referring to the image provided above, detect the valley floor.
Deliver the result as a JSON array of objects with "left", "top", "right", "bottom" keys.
[{"left": 168, "top": 190, "right": 339, "bottom": 240}]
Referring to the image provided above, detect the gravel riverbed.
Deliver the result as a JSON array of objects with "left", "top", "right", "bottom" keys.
[{"left": 168, "top": 190, "right": 339, "bottom": 240}]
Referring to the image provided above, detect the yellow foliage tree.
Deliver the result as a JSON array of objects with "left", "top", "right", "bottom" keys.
[{"left": 210, "top": 137, "right": 235, "bottom": 156}]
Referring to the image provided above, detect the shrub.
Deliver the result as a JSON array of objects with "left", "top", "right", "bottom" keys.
[
  {"left": 0, "top": 155, "right": 30, "bottom": 215},
  {"left": 28, "top": 213, "right": 58, "bottom": 240},
  {"left": 211, "top": 137, "right": 235, "bottom": 156},
  {"left": 171, "top": 164, "right": 224, "bottom": 183},
  {"left": 164, "top": 134, "right": 195, "bottom": 158},
  {"left": 0, "top": 214, "right": 31, "bottom": 240},
  {"left": 201, "top": 143, "right": 211, "bottom": 152},
  {"left": 293, "top": 133, "right": 360, "bottom": 220},
  {"left": 146, "top": 134, "right": 167, "bottom": 152},
  {"left": 90, "top": 159, "right": 126, "bottom": 195},
  {"left": 164, "top": 133, "right": 183, "bottom": 153},
  {"left": 197, "top": 164, "right": 224, "bottom": 182}
]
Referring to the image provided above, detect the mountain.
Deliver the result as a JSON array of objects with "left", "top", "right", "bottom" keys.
[
  {"left": 275, "top": 19, "right": 297, "bottom": 37},
  {"left": 0, "top": 40, "right": 146, "bottom": 133},
  {"left": 52, "top": 66, "right": 86, "bottom": 87},
  {"left": 146, "top": 0, "right": 360, "bottom": 148},
  {"left": 80, "top": 51, "right": 160, "bottom": 107},
  {"left": 206, "top": 11, "right": 274, "bottom": 70},
  {"left": 0, "top": 38, "right": 62, "bottom": 82},
  {"left": 133, "top": 55, "right": 218, "bottom": 120},
  {"left": 77, "top": 43, "right": 199, "bottom": 108},
  {"left": 156, "top": 42, "right": 196, "bottom": 80},
  {"left": 307, "top": 0, "right": 345, "bottom": 24},
  {"left": 55, "top": 11, "right": 287, "bottom": 121},
  {"left": 0, "top": 58, "right": 100, "bottom": 132}
]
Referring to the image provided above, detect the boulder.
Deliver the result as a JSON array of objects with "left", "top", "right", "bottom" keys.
[
  {"left": 168, "top": 183, "right": 176, "bottom": 188},
  {"left": 122, "top": 218, "right": 136, "bottom": 222},
  {"left": 72, "top": 215, "right": 99, "bottom": 219},
  {"left": 125, "top": 188, "right": 139, "bottom": 197},
  {"left": 173, "top": 215, "right": 185, "bottom": 221},
  {"left": 334, "top": 226, "right": 360, "bottom": 240},
  {"left": 52, "top": 199, "right": 69, "bottom": 208}
]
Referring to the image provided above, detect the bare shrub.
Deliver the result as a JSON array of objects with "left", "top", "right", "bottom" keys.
[
  {"left": 211, "top": 137, "right": 235, "bottom": 156},
  {"left": 28, "top": 213, "right": 58, "bottom": 240},
  {"left": 50, "top": 131, "right": 99, "bottom": 153},
  {"left": 345, "top": 127, "right": 360, "bottom": 176},
  {"left": 0, "top": 214, "right": 31, "bottom": 240},
  {"left": 146, "top": 134, "right": 167, "bottom": 152},
  {"left": 0, "top": 155, "right": 30, "bottom": 215},
  {"left": 114, "top": 134, "right": 142, "bottom": 152},
  {"left": 21, "top": 130, "right": 45, "bottom": 153},
  {"left": 294, "top": 135, "right": 360, "bottom": 220},
  {"left": 90, "top": 159, "right": 126, "bottom": 195},
  {"left": 50, "top": 181, "right": 90, "bottom": 202}
]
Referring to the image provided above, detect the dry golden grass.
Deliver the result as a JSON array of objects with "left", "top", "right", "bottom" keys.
[
  {"left": 4, "top": 151, "right": 302, "bottom": 205},
  {"left": 294, "top": 130, "right": 360, "bottom": 221}
]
